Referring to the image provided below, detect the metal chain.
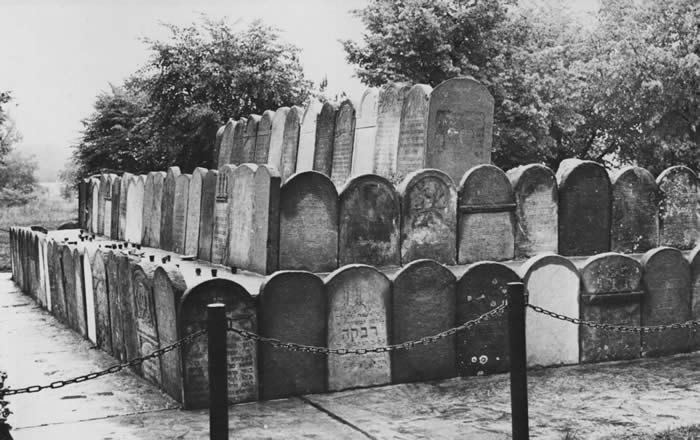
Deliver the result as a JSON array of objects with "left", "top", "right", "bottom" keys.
[
  {"left": 227, "top": 301, "right": 508, "bottom": 355},
  {"left": 2, "top": 329, "right": 207, "bottom": 396}
]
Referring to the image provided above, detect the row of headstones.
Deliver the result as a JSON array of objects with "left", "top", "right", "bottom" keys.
[
  {"left": 213, "top": 76, "right": 494, "bottom": 186},
  {"left": 79, "top": 158, "right": 700, "bottom": 275},
  {"left": 10, "top": 227, "right": 700, "bottom": 410}
]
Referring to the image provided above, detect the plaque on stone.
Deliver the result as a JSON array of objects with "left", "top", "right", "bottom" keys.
[
  {"left": 396, "top": 84, "right": 432, "bottom": 179},
  {"left": 198, "top": 169, "right": 218, "bottom": 261},
  {"left": 211, "top": 165, "right": 235, "bottom": 264},
  {"left": 110, "top": 176, "right": 121, "bottom": 240},
  {"left": 119, "top": 172, "right": 134, "bottom": 240},
  {"left": 521, "top": 254, "right": 579, "bottom": 366},
  {"left": 103, "top": 176, "right": 113, "bottom": 238},
  {"left": 326, "top": 265, "right": 391, "bottom": 391},
  {"left": 641, "top": 247, "right": 692, "bottom": 356},
  {"left": 72, "top": 248, "right": 88, "bottom": 338},
  {"left": 160, "top": 167, "right": 181, "bottom": 251},
  {"left": 119, "top": 254, "right": 139, "bottom": 368},
  {"left": 580, "top": 252, "right": 643, "bottom": 363},
  {"left": 230, "top": 117, "right": 247, "bottom": 165},
  {"left": 125, "top": 176, "right": 145, "bottom": 244},
  {"left": 297, "top": 99, "right": 323, "bottom": 172},
  {"left": 185, "top": 168, "right": 206, "bottom": 256},
  {"left": 279, "top": 171, "right": 339, "bottom": 272},
  {"left": 507, "top": 164, "right": 558, "bottom": 259},
  {"left": 241, "top": 115, "right": 261, "bottom": 164},
  {"left": 217, "top": 119, "right": 235, "bottom": 167},
  {"left": 457, "top": 261, "right": 519, "bottom": 375},
  {"left": 172, "top": 174, "right": 191, "bottom": 254},
  {"left": 98, "top": 174, "right": 109, "bottom": 235},
  {"left": 280, "top": 106, "right": 303, "bottom": 182},
  {"left": 398, "top": 169, "right": 457, "bottom": 265},
  {"left": 254, "top": 110, "right": 274, "bottom": 164},
  {"left": 249, "top": 165, "right": 280, "bottom": 274},
  {"left": 313, "top": 101, "right": 339, "bottom": 176},
  {"left": 458, "top": 164, "right": 515, "bottom": 263},
  {"left": 227, "top": 164, "right": 256, "bottom": 270},
  {"left": 148, "top": 171, "right": 166, "bottom": 247},
  {"left": 259, "top": 271, "right": 326, "bottom": 399},
  {"left": 392, "top": 259, "right": 456, "bottom": 383},
  {"left": 656, "top": 166, "right": 699, "bottom": 250},
  {"left": 338, "top": 174, "right": 400, "bottom": 266},
  {"left": 179, "top": 278, "right": 258, "bottom": 409},
  {"left": 105, "top": 251, "right": 124, "bottom": 360},
  {"left": 267, "top": 107, "right": 289, "bottom": 174},
  {"left": 351, "top": 88, "right": 379, "bottom": 176},
  {"left": 213, "top": 124, "right": 225, "bottom": 167},
  {"left": 688, "top": 248, "right": 700, "bottom": 351},
  {"left": 330, "top": 99, "right": 357, "bottom": 187},
  {"left": 91, "top": 249, "right": 112, "bottom": 354},
  {"left": 373, "top": 83, "right": 408, "bottom": 179},
  {"left": 556, "top": 159, "right": 612, "bottom": 256},
  {"left": 131, "top": 262, "right": 161, "bottom": 384},
  {"left": 611, "top": 166, "right": 659, "bottom": 253}
]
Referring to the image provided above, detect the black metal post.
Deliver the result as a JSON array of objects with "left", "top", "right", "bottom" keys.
[
  {"left": 207, "top": 303, "right": 228, "bottom": 440},
  {"left": 507, "top": 282, "right": 529, "bottom": 440}
]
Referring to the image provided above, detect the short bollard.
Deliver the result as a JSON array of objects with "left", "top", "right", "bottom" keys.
[
  {"left": 207, "top": 303, "right": 228, "bottom": 439},
  {"left": 507, "top": 282, "right": 529, "bottom": 440}
]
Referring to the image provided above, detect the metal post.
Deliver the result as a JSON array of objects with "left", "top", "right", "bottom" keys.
[
  {"left": 507, "top": 282, "right": 529, "bottom": 440},
  {"left": 207, "top": 303, "right": 228, "bottom": 440}
]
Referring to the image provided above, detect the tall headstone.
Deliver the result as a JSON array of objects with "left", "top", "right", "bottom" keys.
[
  {"left": 688, "top": 247, "right": 700, "bottom": 351},
  {"left": 392, "top": 260, "right": 456, "bottom": 383},
  {"left": 217, "top": 119, "right": 235, "bottom": 167},
  {"left": 110, "top": 176, "right": 122, "bottom": 239},
  {"left": 227, "top": 164, "right": 255, "bottom": 270},
  {"left": 279, "top": 171, "right": 338, "bottom": 272},
  {"left": 61, "top": 245, "right": 78, "bottom": 331},
  {"left": 426, "top": 76, "right": 494, "bottom": 183},
  {"left": 119, "top": 172, "right": 134, "bottom": 240},
  {"left": 147, "top": 171, "right": 166, "bottom": 247},
  {"left": 373, "top": 83, "right": 408, "bottom": 178},
  {"left": 91, "top": 249, "right": 112, "bottom": 353},
  {"left": 267, "top": 107, "right": 289, "bottom": 174},
  {"left": 78, "top": 179, "right": 87, "bottom": 229},
  {"left": 172, "top": 174, "right": 191, "bottom": 254},
  {"left": 611, "top": 166, "right": 659, "bottom": 253},
  {"left": 398, "top": 169, "right": 457, "bottom": 265},
  {"left": 72, "top": 248, "right": 88, "bottom": 338},
  {"left": 556, "top": 159, "right": 612, "bottom": 256},
  {"left": 280, "top": 106, "right": 303, "bottom": 182},
  {"left": 326, "top": 265, "right": 391, "bottom": 391},
  {"left": 105, "top": 251, "right": 124, "bottom": 360},
  {"left": 458, "top": 164, "right": 515, "bottom": 263},
  {"left": 185, "top": 168, "right": 206, "bottom": 256},
  {"left": 507, "top": 164, "right": 558, "bottom": 259},
  {"left": 131, "top": 262, "right": 161, "bottom": 384},
  {"left": 213, "top": 124, "right": 225, "bottom": 167},
  {"left": 90, "top": 179, "right": 100, "bottom": 234},
  {"left": 118, "top": 254, "right": 139, "bottom": 367},
  {"left": 351, "top": 88, "right": 379, "bottom": 176},
  {"left": 142, "top": 173, "right": 155, "bottom": 245},
  {"left": 125, "top": 176, "right": 145, "bottom": 244},
  {"left": 296, "top": 99, "right": 323, "bottom": 172},
  {"left": 312, "top": 101, "right": 339, "bottom": 176},
  {"left": 330, "top": 99, "right": 357, "bottom": 187},
  {"left": 241, "top": 115, "right": 261, "bottom": 164},
  {"left": 230, "top": 116, "right": 247, "bottom": 165},
  {"left": 211, "top": 165, "right": 236, "bottom": 264},
  {"left": 396, "top": 84, "right": 432, "bottom": 179},
  {"left": 98, "top": 174, "right": 109, "bottom": 235},
  {"left": 259, "top": 271, "right": 326, "bottom": 400},
  {"left": 338, "top": 174, "right": 400, "bottom": 266},
  {"left": 657, "top": 166, "right": 699, "bottom": 250},
  {"left": 254, "top": 110, "right": 274, "bottom": 164},
  {"left": 160, "top": 167, "right": 181, "bottom": 251},
  {"left": 103, "top": 176, "right": 113, "bottom": 238},
  {"left": 82, "top": 248, "right": 96, "bottom": 344},
  {"left": 197, "top": 169, "right": 218, "bottom": 261}
]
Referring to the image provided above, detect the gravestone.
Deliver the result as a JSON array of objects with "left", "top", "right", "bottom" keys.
[
  {"left": 426, "top": 76, "right": 494, "bottom": 183},
  {"left": 185, "top": 168, "right": 206, "bottom": 256},
  {"left": 119, "top": 254, "right": 139, "bottom": 367},
  {"left": 396, "top": 84, "right": 432, "bottom": 179},
  {"left": 227, "top": 164, "right": 256, "bottom": 270},
  {"left": 326, "top": 265, "right": 391, "bottom": 391},
  {"left": 280, "top": 106, "right": 303, "bottom": 182},
  {"left": 172, "top": 174, "right": 191, "bottom": 254},
  {"left": 180, "top": 278, "right": 258, "bottom": 409},
  {"left": 249, "top": 165, "right": 280, "bottom": 274},
  {"left": 211, "top": 165, "right": 236, "bottom": 264},
  {"left": 398, "top": 169, "right": 457, "bottom": 265},
  {"left": 392, "top": 259, "right": 456, "bottom": 383},
  {"left": 279, "top": 171, "right": 338, "bottom": 272},
  {"left": 82, "top": 248, "right": 97, "bottom": 344},
  {"left": 141, "top": 174, "right": 154, "bottom": 245},
  {"left": 611, "top": 166, "right": 659, "bottom": 253},
  {"left": 259, "top": 271, "right": 326, "bottom": 400},
  {"left": 217, "top": 119, "right": 235, "bottom": 167},
  {"left": 296, "top": 99, "right": 323, "bottom": 172},
  {"left": 351, "top": 88, "right": 379, "bottom": 176},
  {"left": 90, "top": 179, "right": 100, "bottom": 234},
  {"left": 125, "top": 176, "right": 145, "bottom": 244},
  {"left": 641, "top": 247, "right": 692, "bottom": 357},
  {"left": 254, "top": 110, "right": 274, "bottom": 164},
  {"left": 457, "top": 262, "right": 519, "bottom": 375},
  {"left": 458, "top": 164, "right": 515, "bottom": 263},
  {"left": 330, "top": 98, "right": 357, "bottom": 187},
  {"left": 160, "top": 167, "right": 181, "bottom": 251},
  {"left": 131, "top": 262, "right": 161, "bottom": 384},
  {"left": 78, "top": 179, "right": 87, "bottom": 229},
  {"left": 105, "top": 251, "right": 124, "bottom": 360},
  {"left": 521, "top": 254, "right": 579, "bottom": 367},
  {"left": 557, "top": 159, "right": 612, "bottom": 256},
  {"left": 61, "top": 245, "right": 79, "bottom": 331},
  {"left": 36, "top": 235, "right": 49, "bottom": 308},
  {"left": 110, "top": 176, "right": 121, "bottom": 239},
  {"left": 119, "top": 172, "right": 134, "bottom": 240},
  {"left": 373, "top": 83, "right": 408, "bottom": 178},
  {"left": 91, "top": 250, "right": 112, "bottom": 353},
  {"left": 267, "top": 107, "right": 289, "bottom": 174},
  {"left": 230, "top": 117, "right": 247, "bottom": 165},
  {"left": 103, "top": 176, "right": 113, "bottom": 238},
  {"left": 241, "top": 115, "right": 261, "bottom": 164},
  {"left": 147, "top": 171, "right": 166, "bottom": 247},
  {"left": 313, "top": 101, "right": 339, "bottom": 176},
  {"left": 72, "top": 248, "right": 88, "bottom": 338},
  {"left": 213, "top": 124, "right": 225, "bottom": 167},
  {"left": 338, "top": 174, "right": 400, "bottom": 266},
  {"left": 580, "top": 253, "right": 643, "bottom": 363},
  {"left": 98, "top": 174, "right": 109, "bottom": 235},
  {"left": 657, "top": 166, "right": 699, "bottom": 250},
  {"left": 688, "top": 248, "right": 700, "bottom": 351},
  {"left": 507, "top": 164, "right": 558, "bottom": 259},
  {"left": 197, "top": 169, "right": 218, "bottom": 261}
]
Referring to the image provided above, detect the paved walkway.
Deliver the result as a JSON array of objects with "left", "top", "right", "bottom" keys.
[{"left": 2, "top": 273, "right": 700, "bottom": 439}]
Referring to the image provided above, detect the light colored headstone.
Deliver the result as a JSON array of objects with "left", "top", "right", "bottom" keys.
[
  {"left": 217, "top": 119, "right": 235, "bottom": 167},
  {"left": 313, "top": 101, "right": 339, "bottom": 176},
  {"left": 267, "top": 106, "right": 289, "bottom": 174},
  {"left": 227, "top": 164, "right": 256, "bottom": 270},
  {"left": 296, "top": 99, "right": 323, "bottom": 172},
  {"left": 213, "top": 124, "right": 225, "bottom": 167},
  {"left": 211, "top": 165, "right": 236, "bottom": 264},
  {"left": 61, "top": 245, "right": 79, "bottom": 331},
  {"left": 241, "top": 115, "right": 261, "bottom": 164},
  {"left": 72, "top": 248, "right": 88, "bottom": 338},
  {"left": 373, "top": 83, "right": 409, "bottom": 178},
  {"left": 90, "top": 179, "right": 100, "bottom": 233},
  {"left": 98, "top": 174, "right": 109, "bottom": 235},
  {"left": 254, "top": 110, "right": 274, "bottom": 164},
  {"left": 142, "top": 173, "right": 154, "bottom": 245},
  {"left": 396, "top": 84, "right": 432, "bottom": 179},
  {"left": 91, "top": 249, "right": 112, "bottom": 353},
  {"left": 280, "top": 106, "right": 303, "bottom": 182},
  {"left": 125, "top": 176, "right": 145, "bottom": 244},
  {"left": 351, "top": 88, "right": 379, "bottom": 176},
  {"left": 330, "top": 98, "right": 357, "bottom": 187},
  {"left": 147, "top": 171, "right": 166, "bottom": 247},
  {"left": 198, "top": 169, "right": 218, "bottom": 261},
  {"left": 103, "top": 176, "right": 113, "bottom": 238},
  {"left": 611, "top": 166, "right": 659, "bottom": 253},
  {"left": 160, "top": 167, "right": 181, "bottom": 251},
  {"left": 657, "top": 166, "right": 699, "bottom": 250},
  {"left": 131, "top": 262, "right": 161, "bottom": 384},
  {"left": 172, "top": 174, "right": 191, "bottom": 254},
  {"left": 185, "top": 167, "right": 206, "bottom": 256},
  {"left": 249, "top": 165, "right": 280, "bottom": 274},
  {"left": 230, "top": 117, "right": 247, "bottom": 165},
  {"left": 119, "top": 172, "right": 134, "bottom": 240},
  {"left": 82, "top": 248, "right": 96, "bottom": 344}
]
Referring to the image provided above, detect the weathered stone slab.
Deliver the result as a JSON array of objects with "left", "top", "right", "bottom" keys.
[
  {"left": 392, "top": 260, "right": 456, "bottom": 383},
  {"left": 373, "top": 83, "right": 408, "bottom": 178},
  {"left": 641, "top": 247, "right": 692, "bottom": 357},
  {"left": 61, "top": 245, "right": 78, "bottom": 331},
  {"left": 72, "top": 248, "right": 88, "bottom": 338},
  {"left": 457, "top": 262, "right": 519, "bottom": 375},
  {"left": 98, "top": 174, "right": 109, "bottom": 235},
  {"left": 91, "top": 249, "right": 112, "bottom": 353},
  {"left": 110, "top": 176, "right": 121, "bottom": 239},
  {"left": 198, "top": 169, "right": 217, "bottom": 261},
  {"left": 160, "top": 167, "right": 181, "bottom": 251},
  {"left": 398, "top": 169, "right": 457, "bottom": 265},
  {"left": 556, "top": 159, "right": 612, "bottom": 256},
  {"left": 217, "top": 119, "right": 235, "bottom": 167},
  {"left": 125, "top": 176, "right": 145, "bottom": 244},
  {"left": 82, "top": 248, "right": 97, "bottom": 344},
  {"left": 132, "top": 262, "right": 161, "bottom": 384},
  {"left": 230, "top": 116, "right": 247, "bottom": 165},
  {"left": 326, "top": 265, "right": 391, "bottom": 391},
  {"left": 147, "top": 171, "right": 166, "bottom": 247},
  {"left": 426, "top": 77, "right": 494, "bottom": 184},
  {"left": 119, "top": 254, "right": 139, "bottom": 369},
  {"left": 254, "top": 110, "right": 274, "bottom": 164},
  {"left": 396, "top": 84, "right": 432, "bottom": 179},
  {"left": 330, "top": 99, "right": 357, "bottom": 187},
  {"left": 351, "top": 88, "right": 379, "bottom": 176},
  {"left": 259, "top": 271, "right": 326, "bottom": 400},
  {"left": 227, "top": 164, "right": 255, "bottom": 270},
  {"left": 279, "top": 171, "right": 338, "bottom": 272},
  {"left": 185, "top": 168, "right": 206, "bottom": 256},
  {"left": 580, "top": 253, "right": 642, "bottom": 363},
  {"left": 211, "top": 165, "right": 236, "bottom": 264},
  {"left": 657, "top": 166, "right": 699, "bottom": 250},
  {"left": 172, "top": 174, "right": 191, "bottom": 254},
  {"left": 249, "top": 165, "right": 280, "bottom": 274},
  {"left": 90, "top": 178, "right": 100, "bottom": 234},
  {"left": 521, "top": 254, "right": 579, "bottom": 367},
  {"left": 297, "top": 99, "right": 323, "bottom": 172},
  {"left": 267, "top": 107, "right": 289, "bottom": 174},
  {"left": 36, "top": 235, "right": 49, "bottom": 308},
  {"left": 611, "top": 166, "right": 659, "bottom": 253},
  {"left": 103, "top": 176, "right": 113, "bottom": 238},
  {"left": 78, "top": 179, "right": 87, "bottom": 229},
  {"left": 280, "top": 106, "right": 303, "bottom": 182},
  {"left": 457, "top": 164, "right": 515, "bottom": 263},
  {"left": 213, "top": 124, "right": 225, "bottom": 167},
  {"left": 338, "top": 175, "right": 400, "bottom": 266},
  {"left": 688, "top": 247, "right": 700, "bottom": 351},
  {"left": 105, "top": 251, "right": 124, "bottom": 360},
  {"left": 119, "top": 172, "right": 134, "bottom": 240},
  {"left": 49, "top": 241, "right": 67, "bottom": 319},
  {"left": 242, "top": 115, "right": 261, "bottom": 164},
  {"left": 507, "top": 164, "right": 558, "bottom": 259},
  {"left": 313, "top": 102, "right": 339, "bottom": 176},
  {"left": 180, "top": 278, "right": 258, "bottom": 409}
]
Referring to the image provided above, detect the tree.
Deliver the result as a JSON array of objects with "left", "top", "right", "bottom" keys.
[
  {"left": 0, "top": 151, "right": 39, "bottom": 206},
  {"left": 0, "top": 91, "right": 22, "bottom": 158}
]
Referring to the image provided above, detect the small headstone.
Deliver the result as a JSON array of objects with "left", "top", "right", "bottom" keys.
[
  {"left": 186, "top": 168, "right": 206, "bottom": 256},
  {"left": 105, "top": 251, "right": 124, "bottom": 360},
  {"left": 197, "top": 169, "right": 218, "bottom": 261},
  {"left": 426, "top": 76, "right": 494, "bottom": 183},
  {"left": 507, "top": 164, "right": 558, "bottom": 259},
  {"left": 656, "top": 166, "right": 699, "bottom": 250},
  {"left": 213, "top": 124, "right": 225, "bottom": 167},
  {"left": 131, "top": 262, "right": 161, "bottom": 384},
  {"left": 326, "top": 265, "right": 391, "bottom": 391},
  {"left": 373, "top": 83, "right": 408, "bottom": 178},
  {"left": 338, "top": 174, "right": 400, "bottom": 266},
  {"left": 160, "top": 167, "right": 181, "bottom": 251},
  {"left": 351, "top": 88, "right": 379, "bottom": 176},
  {"left": 611, "top": 166, "right": 659, "bottom": 253},
  {"left": 259, "top": 271, "right": 326, "bottom": 400},
  {"left": 267, "top": 107, "right": 289, "bottom": 174},
  {"left": 241, "top": 115, "right": 261, "bottom": 164},
  {"left": 125, "top": 176, "right": 145, "bottom": 244},
  {"left": 230, "top": 117, "right": 247, "bottom": 165},
  {"left": 398, "top": 169, "right": 457, "bottom": 265},
  {"left": 330, "top": 98, "right": 357, "bottom": 187},
  {"left": 396, "top": 84, "right": 432, "bottom": 179},
  {"left": 110, "top": 176, "right": 121, "bottom": 239},
  {"left": 172, "top": 174, "right": 191, "bottom": 254},
  {"left": 688, "top": 247, "right": 700, "bottom": 351},
  {"left": 119, "top": 172, "right": 134, "bottom": 240},
  {"left": 280, "top": 106, "right": 303, "bottom": 182},
  {"left": 91, "top": 250, "right": 112, "bottom": 353},
  {"left": 392, "top": 259, "right": 456, "bottom": 383},
  {"left": 296, "top": 99, "right": 323, "bottom": 172},
  {"left": 279, "top": 171, "right": 339, "bottom": 272},
  {"left": 211, "top": 165, "right": 236, "bottom": 264},
  {"left": 254, "top": 110, "right": 274, "bottom": 164},
  {"left": 217, "top": 119, "right": 235, "bottom": 167},
  {"left": 148, "top": 171, "right": 166, "bottom": 247},
  {"left": 313, "top": 102, "right": 339, "bottom": 176},
  {"left": 458, "top": 164, "right": 515, "bottom": 263},
  {"left": 72, "top": 248, "right": 88, "bottom": 338}
]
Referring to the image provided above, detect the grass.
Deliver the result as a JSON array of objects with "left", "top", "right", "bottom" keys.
[{"left": 594, "top": 425, "right": 700, "bottom": 440}]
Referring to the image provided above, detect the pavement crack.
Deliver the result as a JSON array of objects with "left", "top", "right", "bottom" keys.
[{"left": 298, "top": 396, "right": 378, "bottom": 440}]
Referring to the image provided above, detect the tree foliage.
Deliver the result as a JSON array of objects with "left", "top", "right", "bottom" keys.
[{"left": 0, "top": 151, "right": 39, "bottom": 206}]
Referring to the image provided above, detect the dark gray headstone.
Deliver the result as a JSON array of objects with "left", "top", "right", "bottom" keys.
[
  {"left": 657, "top": 166, "right": 699, "bottom": 250},
  {"left": 611, "top": 166, "right": 659, "bottom": 253},
  {"left": 119, "top": 254, "right": 139, "bottom": 369},
  {"left": 313, "top": 101, "right": 339, "bottom": 176},
  {"left": 72, "top": 248, "right": 88, "bottom": 338},
  {"left": 103, "top": 176, "right": 113, "bottom": 238},
  {"left": 351, "top": 88, "right": 379, "bottom": 176},
  {"left": 198, "top": 169, "right": 218, "bottom": 261},
  {"left": 79, "top": 179, "right": 87, "bottom": 229},
  {"left": 91, "top": 249, "right": 112, "bottom": 354},
  {"left": 213, "top": 124, "right": 225, "bottom": 167},
  {"left": 396, "top": 84, "right": 432, "bottom": 179},
  {"left": 211, "top": 165, "right": 235, "bottom": 264},
  {"left": 254, "top": 110, "right": 274, "bottom": 164},
  {"left": 148, "top": 171, "right": 166, "bottom": 247},
  {"left": 330, "top": 99, "right": 357, "bottom": 187},
  {"left": 160, "top": 167, "right": 181, "bottom": 251},
  {"left": 119, "top": 172, "right": 134, "bottom": 240},
  {"left": 105, "top": 251, "right": 124, "bottom": 360},
  {"left": 373, "top": 83, "right": 408, "bottom": 178},
  {"left": 132, "top": 262, "right": 161, "bottom": 384},
  {"left": 230, "top": 117, "right": 247, "bottom": 165},
  {"left": 111, "top": 176, "right": 122, "bottom": 240},
  {"left": 241, "top": 115, "right": 261, "bottom": 164},
  {"left": 61, "top": 245, "right": 78, "bottom": 330},
  {"left": 172, "top": 174, "right": 191, "bottom": 254},
  {"left": 217, "top": 119, "right": 235, "bottom": 167}
]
